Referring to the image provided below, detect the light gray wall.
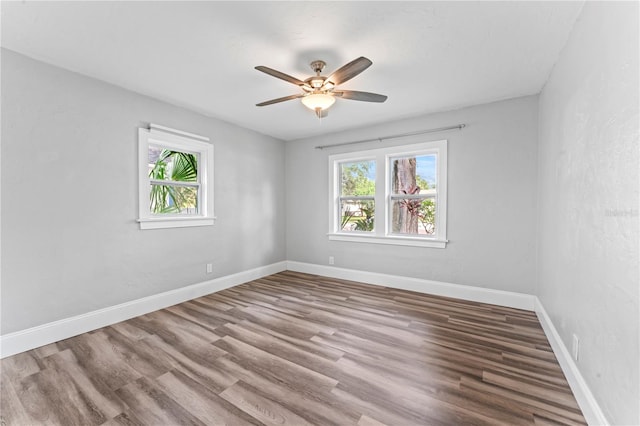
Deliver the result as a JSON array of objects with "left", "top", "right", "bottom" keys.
[
  {"left": 1, "top": 49, "right": 286, "bottom": 334},
  {"left": 286, "top": 96, "right": 539, "bottom": 294},
  {"left": 537, "top": 3, "right": 639, "bottom": 424}
]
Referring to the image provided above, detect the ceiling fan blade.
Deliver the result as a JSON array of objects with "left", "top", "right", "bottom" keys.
[
  {"left": 326, "top": 57, "right": 372, "bottom": 86},
  {"left": 255, "top": 66, "right": 306, "bottom": 86},
  {"left": 334, "top": 90, "right": 387, "bottom": 103},
  {"left": 256, "top": 94, "right": 304, "bottom": 107}
]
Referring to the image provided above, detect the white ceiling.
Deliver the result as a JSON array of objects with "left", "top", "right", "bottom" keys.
[{"left": 1, "top": 1, "right": 583, "bottom": 141}]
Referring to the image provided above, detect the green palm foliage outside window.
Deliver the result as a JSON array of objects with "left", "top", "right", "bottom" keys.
[{"left": 149, "top": 149, "right": 199, "bottom": 214}]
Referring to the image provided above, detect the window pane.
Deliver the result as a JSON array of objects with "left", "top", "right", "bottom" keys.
[
  {"left": 340, "top": 199, "right": 375, "bottom": 232},
  {"left": 150, "top": 184, "right": 198, "bottom": 215},
  {"left": 391, "top": 198, "right": 436, "bottom": 236},
  {"left": 340, "top": 160, "right": 375, "bottom": 196},
  {"left": 390, "top": 155, "right": 436, "bottom": 195},
  {"left": 148, "top": 146, "right": 198, "bottom": 182}
]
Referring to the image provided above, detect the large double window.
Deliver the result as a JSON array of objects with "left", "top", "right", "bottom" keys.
[
  {"left": 329, "top": 140, "right": 447, "bottom": 248},
  {"left": 138, "top": 125, "right": 214, "bottom": 230}
]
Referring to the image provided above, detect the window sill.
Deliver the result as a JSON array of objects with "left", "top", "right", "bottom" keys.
[
  {"left": 328, "top": 233, "right": 447, "bottom": 248},
  {"left": 138, "top": 216, "right": 216, "bottom": 230}
]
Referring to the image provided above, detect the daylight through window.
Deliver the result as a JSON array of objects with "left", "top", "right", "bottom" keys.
[
  {"left": 329, "top": 140, "right": 447, "bottom": 248},
  {"left": 339, "top": 160, "right": 376, "bottom": 232},
  {"left": 148, "top": 146, "right": 199, "bottom": 215},
  {"left": 138, "top": 125, "right": 214, "bottom": 230}
]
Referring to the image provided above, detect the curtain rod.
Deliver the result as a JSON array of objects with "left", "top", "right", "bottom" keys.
[{"left": 314, "top": 124, "right": 466, "bottom": 150}]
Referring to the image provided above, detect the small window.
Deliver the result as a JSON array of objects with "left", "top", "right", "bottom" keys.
[
  {"left": 329, "top": 140, "right": 447, "bottom": 248},
  {"left": 138, "top": 125, "right": 214, "bottom": 230}
]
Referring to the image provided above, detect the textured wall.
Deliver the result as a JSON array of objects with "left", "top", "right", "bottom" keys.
[
  {"left": 1, "top": 49, "right": 287, "bottom": 334},
  {"left": 286, "top": 96, "right": 539, "bottom": 294},
  {"left": 537, "top": 2, "right": 639, "bottom": 424}
]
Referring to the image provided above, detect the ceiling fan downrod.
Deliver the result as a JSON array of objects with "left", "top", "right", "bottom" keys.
[{"left": 310, "top": 60, "right": 326, "bottom": 75}]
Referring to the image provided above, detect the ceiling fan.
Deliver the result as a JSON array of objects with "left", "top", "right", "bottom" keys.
[{"left": 255, "top": 57, "right": 388, "bottom": 118}]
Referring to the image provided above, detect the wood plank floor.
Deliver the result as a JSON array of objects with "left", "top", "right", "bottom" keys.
[{"left": 1, "top": 271, "right": 586, "bottom": 425}]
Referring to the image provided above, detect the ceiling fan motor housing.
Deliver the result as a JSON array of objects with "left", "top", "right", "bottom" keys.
[
  {"left": 306, "top": 60, "right": 329, "bottom": 90},
  {"left": 305, "top": 76, "right": 328, "bottom": 90}
]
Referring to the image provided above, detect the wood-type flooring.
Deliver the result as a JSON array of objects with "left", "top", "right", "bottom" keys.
[{"left": 1, "top": 271, "right": 586, "bottom": 425}]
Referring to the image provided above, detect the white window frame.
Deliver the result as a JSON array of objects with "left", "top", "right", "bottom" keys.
[
  {"left": 138, "top": 124, "right": 215, "bottom": 230},
  {"left": 328, "top": 140, "right": 448, "bottom": 248}
]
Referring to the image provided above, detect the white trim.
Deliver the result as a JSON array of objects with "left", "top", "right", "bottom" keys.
[
  {"left": 328, "top": 233, "right": 447, "bottom": 248},
  {"left": 149, "top": 123, "right": 209, "bottom": 142},
  {"left": 286, "top": 261, "right": 535, "bottom": 310},
  {"left": 137, "top": 217, "right": 215, "bottom": 230},
  {"left": 287, "top": 261, "right": 606, "bottom": 424},
  {"left": 149, "top": 179, "right": 199, "bottom": 188},
  {"left": 328, "top": 140, "right": 448, "bottom": 247},
  {"left": 534, "top": 298, "right": 609, "bottom": 426},
  {"left": 138, "top": 127, "right": 215, "bottom": 229},
  {"left": 0, "top": 261, "right": 287, "bottom": 359},
  {"left": 0, "top": 259, "right": 607, "bottom": 426}
]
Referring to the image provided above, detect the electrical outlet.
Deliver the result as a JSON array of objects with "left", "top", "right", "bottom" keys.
[
  {"left": 572, "top": 334, "right": 579, "bottom": 361},
  {"left": 206, "top": 263, "right": 213, "bottom": 274},
  {"left": 329, "top": 256, "right": 335, "bottom": 265}
]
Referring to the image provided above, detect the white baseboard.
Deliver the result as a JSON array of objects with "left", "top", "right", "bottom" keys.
[
  {"left": 286, "top": 261, "right": 536, "bottom": 311},
  {"left": 1, "top": 261, "right": 533, "bottom": 359},
  {"left": 288, "top": 261, "right": 607, "bottom": 425},
  {"left": 0, "top": 261, "right": 287, "bottom": 359},
  {"left": 534, "top": 298, "right": 609, "bottom": 426},
  {"left": 0, "top": 260, "right": 608, "bottom": 426}
]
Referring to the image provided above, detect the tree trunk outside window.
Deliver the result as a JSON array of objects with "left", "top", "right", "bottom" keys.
[{"left": 393, "top": 157, "right": 419, "bottom": 233}]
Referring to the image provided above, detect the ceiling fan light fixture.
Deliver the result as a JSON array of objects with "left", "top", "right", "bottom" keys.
[
  {"left": 301, "top": 93, "right": 335, "bottom": 111},
  {"left": 255, "top": 57, "right": 387, "bottom": 117}
]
